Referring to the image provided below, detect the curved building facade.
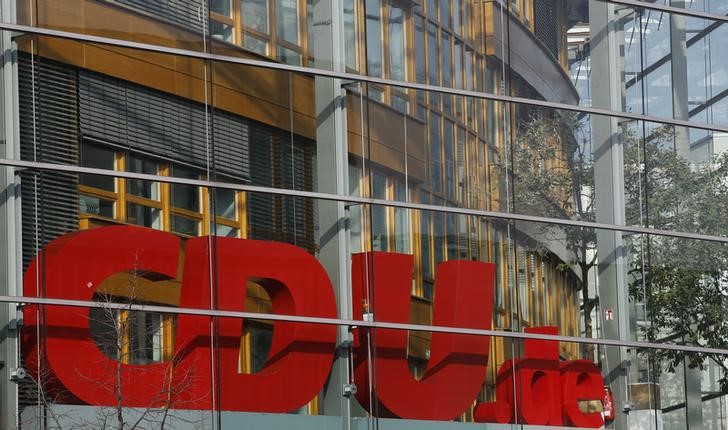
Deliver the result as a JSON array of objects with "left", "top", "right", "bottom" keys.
[{"left": 0, "top": 0, "right": 726, "bottom": 429}]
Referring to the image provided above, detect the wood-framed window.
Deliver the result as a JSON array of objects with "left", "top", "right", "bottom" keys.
[
  {"left": 387, "top": 0, "right": 409, "bottom": 112},
  {"left": 349, "top": 167, "right": 414, "bottom": 255},
  {"left": 80, "top": 142, "right": 252, "bottom": 367},
  {"left": 413, "top": 11, "right": 427, "bottom": 120},
  {"left": 342, "top": 0, "right": 360, "bottom": 71},
  {"left": 90, "top": 304, "right": 176, "bottom": 365},
  {"left": 241, "top": 0, "right": 271, "bottom": 55},
  {"left": 417, "top": 190, "right": 434, "bottom": 299},
  {"left": 490, "top": 226, "right": 506, "bottom": 327},
  {"left": 123, "top": 153, "right": 163, "bottom": 230},
  {"left": 357, "top": 0, "right": 412, "bottom": 110},
  {"left": 89, "top": 269, "right": 180, "bottom": 366},
  {"left": 273, "top": 0, "right": 304, "bottom": 64},
  {"left": 79, "top": 143, "right": 117, "bottom": 220},
  {"left": 211, "top": 0, "right": 237, "bottom": 43},
  {"left": 169, "top": 164, "right": 203, "bottom": 237},
  {"left": 227, "top": 0, "right": 310, "bottom": 65},
  {"left": 516, "top": 245, "right": 530, "bottom": 325},
  {"left": 240, "top": 320, "right": 273, "bottom": 374},
  {"left": 78, "top": 141, "right": 247, "bottom": 238}
]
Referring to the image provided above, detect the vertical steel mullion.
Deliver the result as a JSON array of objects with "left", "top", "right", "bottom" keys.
[
  {"left": 590, "top": 1, "right": 632, "bottom": 428},
  {"left": 0, "top": 0, "right": 20, "bottom": 427},
  {"left": 313, "top": 0, "right": 357, "bottom": 426}
]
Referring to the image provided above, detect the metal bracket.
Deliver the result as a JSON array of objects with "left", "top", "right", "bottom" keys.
[
  {"left": 335, "top": 339, "right": 353, "bottom": 358},
  {"left": 9, "top": 367, "right": 26, "bottom": 382},
  {"left": 342, "top": 383, "right": 357, "bottom": 397}
]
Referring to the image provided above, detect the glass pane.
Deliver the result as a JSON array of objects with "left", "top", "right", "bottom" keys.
[
  {"left": 517, "top": 248, "right": 529, "bottom": 321},
  {"left": 365, "top": 0, "right": 383, "bottom": 77},
  {"left": 414, "top": 14, "right": 426, "bottom": 84},
  {"left": 276, "top": 0, "right": 299, "bottom": 44},
  {"left": 343, "top": 0, "right": 357, "bottom": 70},
  {"left": 243, "top": 33, "right": 268, "bottom": 55},
  {"left": 243, "top": 321, "right": 273, "bottom": 373},
  {"left": 306, "top": 0, "right": 314, "bottom": 65},
  {"left": 80, "top": 143, "right": 115, "bottom": 191},
  {"left": 392, "top": 92, "right": 409, "bottom": 113},
  {"left": 79, "top": 194, "right": 114, "bottom": 218},
  {"left": 126, "top": 203, "right": 161, "bottom": 229},
  {"left": 242, "top": 0, "right": 269, "bottom": 33},
  {"left": 211, "top": 0, "right": 232, "bottom": 17},
  {"left": 492, "top": 228, "right": 504, "bottom": 310},
  {"left": 445, "top": 211, "right": 457, "bottom": 259},
  {"left": 368, "top": 85, "right": 384, "bottom": 102},
  {"left": 444, "top": 120, "right": 454, "bottom": 198},
  {"left": 427, "top": 0, "right": 438, "bottom": 20},
  {"left": 216, "top": 188, "right": 237, "bottom": 220},
  {"left": 128, "top": 311, "right": 164, "bottom": 364},
  {"left": 427, "top": 22, "right": 440, "bottom": 107},
  {"left": 430, "top": 113, "right": 442, "bottom": 193},
  {"left": 171, "top": 214, "right": 200, "bottom": 236},
  {"left": 349, "top": 166, "right": 364, "bottom": 253},
  {"left": 441, "top": 32, "right": 452, "bottom": 114},
  {"left": 456, "top": 128, "right": 465, "bottom": 202},
  {"left": 88, "top": 305, "right": 121, "bottom": 360},
  {"left": 419, "top": 192, "right": 433, "bottom": 284},
  {"left": 394, "top": 181, "right": 410, "bottom": 253},
  {"left": 454, "top": 40, "right": 463, "bottom": 90},
  {"left": 215, "top": 223, "right": 239, "bottom": 237},
  {"left": 388, "top": 3, "right": 405, "bottom": 82},
  {"left": 440, "top": 0, "right": 451, "bottom": 28},
  {"left": 170, "top": 166, "right": 200, "bottom": 212},
  {"left": 211, "top": 20, "right": 234, "bottom": 43},
  {"left": 371, "top": 171, "right": 388, "bottom": 251},
  {"left": 432, "top": 197, "right": 445, "bottom": 267},
  {"left": 427, "top": 22, "right": 439, "bottom": 86},
  {"left": 126, "top": 154, "right": 158, "bottom": 200},
  {"left": 276, "top": 45, "right": 302, "bottom": 65}
]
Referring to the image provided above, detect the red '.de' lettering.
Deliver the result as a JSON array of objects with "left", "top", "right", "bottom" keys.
[{"left": 473, "top": 326, "right": 605, "bottom": 428}]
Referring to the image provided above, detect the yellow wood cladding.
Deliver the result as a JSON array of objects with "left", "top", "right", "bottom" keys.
[
  {"left": 18, "top": 0, "right": 317, "bottom": 139},
  {"left": 346, "top": 94, "right": 427, "bottom": 181}
]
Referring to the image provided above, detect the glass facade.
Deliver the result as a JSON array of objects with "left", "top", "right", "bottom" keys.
[{"left": 0, "top": 0, "right": 727, "bottom": 429}]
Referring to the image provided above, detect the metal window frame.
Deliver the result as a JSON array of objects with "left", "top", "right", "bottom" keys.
[
  {"left": 0, "top": 294, "right": 726, "bottom": 356},
  {"left": 5, "top": 0, "right": 728, "bottom": 362},
  {"left": 3, "top": 157, "right": 728, "bottom": 244}
]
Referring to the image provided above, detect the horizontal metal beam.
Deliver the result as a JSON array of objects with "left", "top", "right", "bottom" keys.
[
  {"left": 1, "top": 295, "right": 726, "bottom": 356},
  {"left": 3, "top": 157, "right": 728, "bottom": 244},
  {"left": 3, "top": 22, "right": 728, "bottom": 134},
  {"left": 604, "top": 0, "right": 728, "bottom": 22}
]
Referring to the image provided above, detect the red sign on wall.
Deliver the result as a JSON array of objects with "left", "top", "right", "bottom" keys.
[{"left": 22, "top": 226, "right": 607, "bottom": 427}]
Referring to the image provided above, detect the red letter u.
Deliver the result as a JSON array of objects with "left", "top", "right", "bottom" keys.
[{"left": 351, "top": 252, "right": 495, "bottom": 420}]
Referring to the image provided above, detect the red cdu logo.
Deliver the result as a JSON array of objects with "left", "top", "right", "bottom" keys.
[{"left": 22, "top": 225, "right": 607, "bottom": 427}]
